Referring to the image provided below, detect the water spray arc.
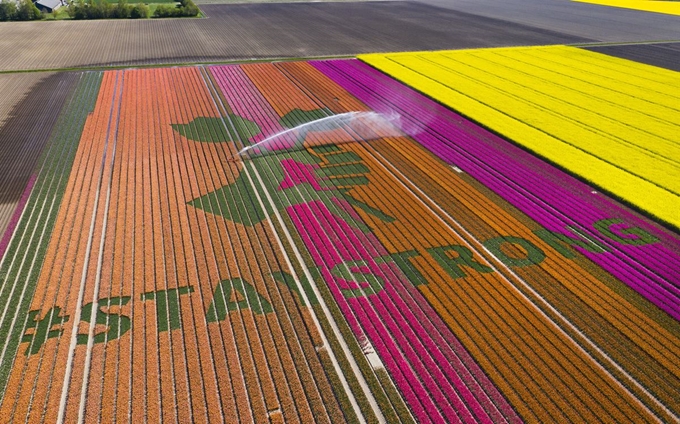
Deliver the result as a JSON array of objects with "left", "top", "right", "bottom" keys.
[{"left": 231, "top": 111, "right": 403, "bottom": 161}]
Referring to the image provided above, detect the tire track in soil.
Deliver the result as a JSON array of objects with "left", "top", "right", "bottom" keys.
[
  {"left": 216, "top": 63, "right": 396, "bottom": 422},
  {"left": 208, "top": 64, "right": 380, "bottom": 423},
  {"left": 56, "top": 69, "right": 124, "bottom": 423},
  {"left": 197, "top": 67, "right": 307, "bottom": 423}
]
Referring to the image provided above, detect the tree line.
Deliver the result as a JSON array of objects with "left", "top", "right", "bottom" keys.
[
  {"left": 67, "top": 0, "right": 150, "bottom": 19},
  {"left": 0, "top": 0, "right": 42, "bottom": 21},
  {"left": 152, "top": 0, "right": 198, "bottom": 17},
  {"left": 0, "top": 0, "right": 199, "bottom": 21},
  {"left": 68, "top": 0, "right": 199, "bottom": 19}
]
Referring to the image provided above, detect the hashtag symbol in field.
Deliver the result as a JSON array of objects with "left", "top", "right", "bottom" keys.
[{"left": 21, "top": 307, "right": 70, "bottom": 356}]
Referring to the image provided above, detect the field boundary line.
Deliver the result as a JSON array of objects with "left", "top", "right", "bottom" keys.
[{"left": 570, "top": 40, "right": 680, "bottom": 47}]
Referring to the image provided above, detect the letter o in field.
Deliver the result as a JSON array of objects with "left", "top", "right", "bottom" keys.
[{"left": 483, "top": 236, "right": 546, "bottom": 267}]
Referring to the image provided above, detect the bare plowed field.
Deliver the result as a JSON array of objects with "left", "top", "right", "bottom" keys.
[
  {"left": 0, "top": 2, "right": 588, "bottom": 72},
  {"left": 0, "top": 60, "right": 677, "bottom": 422},
  {"left": 0, "top": 73, "right": 46, "bottom": 240},
  {"left": 416, "top": 0, "right": 680, "bottom": 43},
  {"left": 586, "top": 42, "right": 680, "bottom": 71},
  {"left": 0, "top": 72, "right": 78, "bottom": 257},
  {"left": 0, "top": 74, "right": 46, "bottom": 128}
]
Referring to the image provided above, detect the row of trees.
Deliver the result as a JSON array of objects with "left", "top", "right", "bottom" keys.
[
  {"left": 152, "top": 0, "right": 198, "bottom": 18},
  {"left": 67, "top": 0, "right": 150, "bottom": 19},
  {"left": 67, "top": 0, "right": 199, "bottom": 19},
  {"left": 0, "top": 0, "right": 42, "bottom": 21},
  {"left": 0, "top": 0, "right": 199, "bottom": 21}
]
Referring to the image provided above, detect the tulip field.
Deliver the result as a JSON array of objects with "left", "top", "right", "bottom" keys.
[
  {"left": 0, "top": 51, "right": 678, "bottom": 422},
  {"left": 362, "top": 46, "right": 680, "bottom": 228}
]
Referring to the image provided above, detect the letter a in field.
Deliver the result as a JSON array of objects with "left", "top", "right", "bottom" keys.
[{"left": 206, "top": 278, "right": 273, "bottom": 322}]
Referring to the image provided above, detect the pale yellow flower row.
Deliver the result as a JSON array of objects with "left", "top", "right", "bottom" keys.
[{"left": 360, "top": 46, "right": 680, "bottom": 228}]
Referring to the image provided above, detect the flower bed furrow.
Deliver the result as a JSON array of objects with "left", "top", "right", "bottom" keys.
[{"left": 534, "top": 46, "right": 680, "bottom": 94}]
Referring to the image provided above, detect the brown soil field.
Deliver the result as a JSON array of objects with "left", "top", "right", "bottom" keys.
[
  {"left": 0, "top": 2, "right": 588, "bottom": 72},
  {"left": 0, "top": 74, "right": 47, "bottom": 127},
  {"left": 0, "top": 73, "right": 78, "bottom": 241},
  {"left": 585, "top": 42, "right": 680, "bottom": 72}
]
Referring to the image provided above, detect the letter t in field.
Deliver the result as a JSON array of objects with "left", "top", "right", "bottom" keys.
[{"left": 141, "top": 286, "right": 194, "bottom": 333}]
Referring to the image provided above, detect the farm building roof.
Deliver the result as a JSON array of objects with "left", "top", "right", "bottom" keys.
[{"left": 35, "top": 0, "right": 61, "bottom": 12}]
